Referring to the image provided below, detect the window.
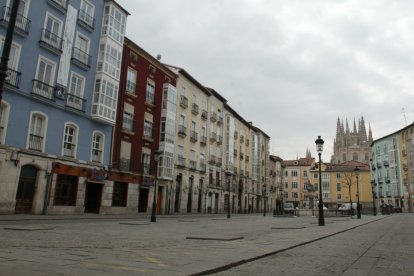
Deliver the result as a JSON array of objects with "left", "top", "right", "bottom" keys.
[
  {"left": 353, "top": 152, "right": 358, "bottom": 161},
  {"left": 337, "top": 183, "right": 341, "bottom": 192},
  {"left": 284, "top": 182, "right": 288, "bottom": 189},
  {"left": 42, "top": 13, "right": 63, "bottom": 50},
  {"left": 67, "top": 73, "right": 85, "bottom": 110},
  {"left": 336, "top": 173, "right": 341, "bottom": 179},
  {"left": 112, "top": 182, "right": 127, "bottom": 207},
  {"left": 291, "top": 170, "right": 298, "bottom": 177},
  {"left": 142, "top": 153, "right": 150, "bottom": 174},
  {"left": 98, "top": 43, "right": 121, "bottom": 79},
  {"left": 303, "top": 171, "right": 308, "bottom": 177},
  {"left": 144, "top": 120, "right": 153, "bottom": 139},
  {"left": 73, "top": 33, "right": 90, "bottom": 66},
  {"left": 0, "top": 101, "right": 10, "bottom": 144},
  {"left": 122, "top": 111, "right": 133, "bottom": 131},
  {"left": 146, "top": 81, "right": 155, "bottom": 104},
  {"left": 0, "top": 37, "right": 20, "bottom": 70},
  {"left": 200, "top": 153, "right": 206, "bottom": 171},
  {"left": 314, "top": 173, "right": 318, "bottom": 179},
  {"left": 33, "top": 56, "right": 56, "bottom": 99},
  {"left": 79, "top": 0, "right": 95, "bottom": 28},
  {"left": 54, "top": 174, "right": 78, "bottom": 206},
  {"left": 337, "top": 194, "right": 342, "bottom": 200},
  {"left": 126, "top": 67, "right": 136, "bottom": 93},
  {"left": 91, "top": 131, "right": 104, "bottom": 163},
  {"left": 158, "top": 151, "right": 173, "bottom": 179},
  {"left": 62, "top": 123, "right": 78, "bottom": 158},
  {"left": 102, "top": 4, "right": 126, "bottom": 44},
  {"left": 292, "top": 182, "right": 298, "bottom": 189},
  {"left": 92, "top": 77, "right": 118, "bottom": 123},
  {"left": 28, "top": 112, "right": 47, "bottom": 151}
]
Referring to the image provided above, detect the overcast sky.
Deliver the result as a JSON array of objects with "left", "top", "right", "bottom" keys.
[{"left": 117, "top": 0, "right": 414, "bottom": 161}]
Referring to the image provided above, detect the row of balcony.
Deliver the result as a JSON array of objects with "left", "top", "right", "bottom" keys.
[
  {"left": 371, "top": 159, "right": 390, "bottom": 170},
  {"left": 0, "top": 4, "right": 95, "bottom": 38},
  {"left": 30, "top": 80, "right": 86, "bottom": 112},
  {"left": 179, "top": 96, "right": 224, "bottom": 125},
  {"left": 176, "top": 155, "right": 207, "bottom": 172}
]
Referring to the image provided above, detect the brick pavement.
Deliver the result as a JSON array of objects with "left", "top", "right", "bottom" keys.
[{"left": 0, "top": 213, "right": 386, "bottom": 275}]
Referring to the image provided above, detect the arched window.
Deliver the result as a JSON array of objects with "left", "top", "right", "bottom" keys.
[
  {"left": 353, "top": 152, "right": 358, "bottom": 161},
  {"left": 27, "top": 112, "right": 48, "bottom": 152},
  {"left": 62, "top": 122, "right": 79, "bottom": 158},
  {"left": 91, "top": 131, "right": 104, "bottom": 163}
]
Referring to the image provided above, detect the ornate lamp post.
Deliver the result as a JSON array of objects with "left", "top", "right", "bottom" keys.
[
  {"left": 354, "top": 167, "right": 361, "bottom": 219},
  {"left": 150, "top": 150, "right": 162, "bottom": 222},
  {"left": 315, "top": 136, "right": 325, "bottom": 226},
  {"left": 372, "top": 182, "right": 377, "bottom": 216}
]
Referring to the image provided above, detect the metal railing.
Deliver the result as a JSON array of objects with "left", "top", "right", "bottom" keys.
[
  {"left": 63, "top": 142, "right": 76, "bottom": 157},
  {"left": 72, "top": 47, "right": 91, "bottom": 68},
  {"left": 65, "top": 93, "right": 86, "bottom": 112},
  {"left": 0, "top": 6, "right": 31, "bottom": 34},
  {"left": 5, "top": 68, "right": 21, "bottom": 88},
  {"left": 29, "top": 134, "right": 43, "bottom": 151},
  {"left": 77, "top": 9, "right": 95, "bottom": 30},
  {"left": 40, "top": 28, "right": 63, "bottom": 52},
  {"left": 32, "top": 80, "right": 54, "bottom": 100}
]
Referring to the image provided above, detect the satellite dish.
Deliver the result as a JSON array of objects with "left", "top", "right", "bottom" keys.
[{"left": 156, "top": 54, "right": 162, "bottom": 61}]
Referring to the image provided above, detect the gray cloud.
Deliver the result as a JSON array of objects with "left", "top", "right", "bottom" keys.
[{"left": 117, "top": 0, "right": 414, "bottom": 160}]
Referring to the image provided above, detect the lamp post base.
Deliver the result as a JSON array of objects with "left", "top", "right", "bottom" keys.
[
  {"left": 150, "top": 215, "right": 156, "bottom": 222},
  {"left": 318, "top": 218, "right": 325, "bottom": 226}
]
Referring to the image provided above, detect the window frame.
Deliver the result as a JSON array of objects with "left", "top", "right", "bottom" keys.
[
  {"left": 91, "top": 131, "right": 104, "bottom": 163},
  {"left": 27, "top": 111, "right": 48, "bottom": 152},
  {"left": 62, "top": 122, "right": 79, "bottom": 158}
]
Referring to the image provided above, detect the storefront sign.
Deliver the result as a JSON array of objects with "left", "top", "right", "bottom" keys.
[{"left": 90, "top": 168, "right": 106, "bottom": 182}]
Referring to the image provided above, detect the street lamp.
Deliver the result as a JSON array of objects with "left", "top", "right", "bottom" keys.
[
  {"left": 315, "top": 135, "right": 325, "bottom": 226},
  {"left": 354, "top": 167, "right": 361, "bottom": 219},
  {"left": 263, "top": 184, "right": 266, "bottom": 216},
  {"left": 227, "top": 176, "right": 231, "bottom": 219},
  {"left": 371, "top": 182, "right": 377, "bottom": 216},
  {"left": 150, "top": 150, "right": 162, "bottom": 222}
]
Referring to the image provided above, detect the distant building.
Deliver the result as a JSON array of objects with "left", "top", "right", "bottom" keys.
[
  {"left": 323, "top": 161, "right": 372, "bottom": 209},
  {"left": 371, "top": 122, "right": 414, "bottom": 212},
  {"left": 282, "top": 157, "right": 315, "bottom": 208},
  {"left": 332, "top": 116, "right": 373, "bottom": 164}
]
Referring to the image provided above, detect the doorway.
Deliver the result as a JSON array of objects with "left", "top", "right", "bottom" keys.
[
  {"left": 85, "top": 183, "right": 102, "bottom": 213},
  {"left": 138, "top": 188, "right": 149, "bottom": 212},
  {"left": 15, "top": 165, "right": 38, "bottom": 214}
]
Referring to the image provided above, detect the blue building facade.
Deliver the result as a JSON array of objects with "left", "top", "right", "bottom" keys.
[{"left": 0, "top": 0, "right": 128, "bottom": 214}]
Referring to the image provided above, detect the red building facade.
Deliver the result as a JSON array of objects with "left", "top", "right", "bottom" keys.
[{"left": 111, "top": 37, "right": 177, "bottom": 213}]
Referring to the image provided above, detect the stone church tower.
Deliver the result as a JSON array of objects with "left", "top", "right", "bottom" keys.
[{"left": 331, "top": 116, "right": 373, "bottom": 164}]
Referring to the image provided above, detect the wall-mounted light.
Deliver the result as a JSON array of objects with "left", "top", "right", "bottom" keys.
[{"left": 10, "top": 151, "right": 19, "bottom": 166}]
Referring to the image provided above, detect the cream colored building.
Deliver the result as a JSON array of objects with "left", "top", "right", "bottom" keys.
[{"left": 167, "top": 66, "right": 212, "bottom": 214}]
